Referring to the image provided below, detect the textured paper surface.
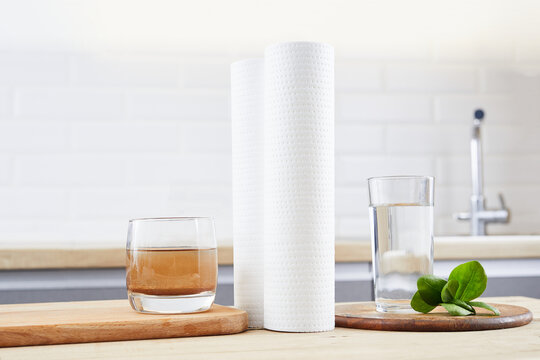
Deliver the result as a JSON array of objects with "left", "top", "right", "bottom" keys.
[
  {"left": 231, "top": 58, "right": 265, "bottom": 328},
  {"left": 263, "top": 42, "right": 335, "bottom": 332}
]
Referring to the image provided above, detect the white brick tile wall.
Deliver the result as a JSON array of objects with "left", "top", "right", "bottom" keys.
[
  {"left": 1, "top": 44, "right": 540, "bottom": 243},
  {"left": 480, "top": 67, "right": 540, "bottom": 93},
  {"left": 336, "top": 217, "right": 370, "bottom": 238},
  {"left": 335, "top": 62, "right": 383, "bottom": 91},
  {"left": 336, "top": 39, "right": 430, "bottom": 61},
  {"left": 336, "top": 156, "right": 435, "bottom": 186},
  {"left": 435, "top": 94, "right": 540, "bottom": 124},
  {"left": 386, "top": 124, "right": 469, "bottom": 155},
  {"left": 181, "top": 60, "right": 230, "bottom": 89},
  {"left": 336, "top": 187, "right": 368, "bottom": 216},
  {"left": 0, "top": 88, "right": 11, "bottom": 119},
  {"left": 70, "top": 123, "right": 180, "bottom": 152},
  {"left": 0, "top": 124, "right": 68, "bottom": 151},
  {"left": 15, "top": 89, "right": 126, "bottom": 121},
  {"left": 436, "top": 157, "right": 470, "bottom": 186},
  {"left": 128, "top": 90, "right": 228, "bottom": 121},
  {"left": 0, "top": 53, "right": 68, "bottom": 85},
  {"left": 14, "top": 154, "right": 127, "bottom": 186},
  {"left": 179, "top": 122, "right": 231, "bottom": 153},
  {"left": 0, "top": 155, "right": 11, "bottom": 185},
  {"left": 433, "top": 40, "right": 515, "bottom": 63},
  {"left": 485, "top": 155, "right": 540, "bottom": 186},
  {"left": 126, "top": 154, "right": 231, "bottom": 186},
  {"left": 338, "top": 94, "right": 432, "bottom": 122},
  {"left": 71, "top": 55, "right": 180, "bottom": 87},
  {"left": 484, "top": 125, "right": 540, "bottom": 155},
  {"left": 386, "top": 65, "right": 477, "bottom": 92},
  {"left": 435, "top": 186, "right": 471, "bottom": 216},
  {"left": 335, "top": 125, "right": 385, "bottom": 154},
  {"left": 0, "top": 188, "right": 68, "bottom": 217},
  {"left": 69, "top": 187, "right": 170, "bottom": 219}
]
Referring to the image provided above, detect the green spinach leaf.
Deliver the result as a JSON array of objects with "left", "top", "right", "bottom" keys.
[
  {"left": 448, "top": 261, "right": 487, "bottom": 301},
  {"left": 441, "top": 279, "right": 459, "bottom": 303},
  {"left": 417, "top": 275, "right": 447, "bottom": 306},
  {"left": 469, "top": 301, "right": 500, "bottom": 316},
  {"left": 441, "top": 303, "right": 474, "bottom": 316},
  {"left": 409, "top": 261, "right": 499, "bottom": 317},
  {"left": 411, "top": 291, "right": 437, "bottom": 313}
]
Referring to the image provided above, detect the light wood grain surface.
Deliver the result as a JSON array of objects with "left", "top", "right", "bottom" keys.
[
  {"left": 1, "top": 236, "right": 540, "bottom": 269},
  {"left": 0, "top": 301, "right": 247, "bottom": 347},
  {"left": 0, "top": 297, "right": 538, "bottom": 360}
]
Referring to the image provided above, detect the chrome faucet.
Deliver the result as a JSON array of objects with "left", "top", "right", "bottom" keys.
[{"left": 454, "top": 109, "right": 510, "bottom": 236}]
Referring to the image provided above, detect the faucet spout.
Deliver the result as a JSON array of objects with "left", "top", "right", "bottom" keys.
[{"left": 454, "top": 109, "right": 510, "bottom": 236}]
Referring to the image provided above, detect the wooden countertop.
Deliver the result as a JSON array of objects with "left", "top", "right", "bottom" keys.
[
  {"left": 0, "top": 296, "right": 538, "bottom": 359},
  {"left": 1, "top": 236, "right": 540, "bottom": 270}
]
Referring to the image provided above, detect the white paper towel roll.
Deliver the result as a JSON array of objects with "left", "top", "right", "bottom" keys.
[
  {"left": 263, "top": 42, "right": 335, "bottom": 332},
  {"left": 231, "top": 58, "right": 265, "bottom": 328}
]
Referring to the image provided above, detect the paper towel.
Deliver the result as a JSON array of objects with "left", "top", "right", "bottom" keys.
[
  {"left": 231, "top": 58, "right": 265, "bottom": 328},
  {"left": 263, "top": 42, "right": 335, "bottom": 332}
]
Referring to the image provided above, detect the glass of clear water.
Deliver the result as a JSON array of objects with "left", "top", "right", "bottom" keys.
[{"left": 368, "top": 176, "right": 434, "bottom": 313}]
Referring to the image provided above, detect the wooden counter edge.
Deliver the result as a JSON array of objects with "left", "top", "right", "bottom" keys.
[{"left": 1, "top": 239, "right": 540, "bottom": 270}]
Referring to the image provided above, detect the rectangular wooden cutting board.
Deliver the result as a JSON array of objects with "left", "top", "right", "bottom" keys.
[{"left": 0, "top": 300, "right": 248, "bottom": 347}]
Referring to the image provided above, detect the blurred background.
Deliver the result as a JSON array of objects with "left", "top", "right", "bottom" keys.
[{"left": 0, "top": 0, "right": 539, "bottom": 248}]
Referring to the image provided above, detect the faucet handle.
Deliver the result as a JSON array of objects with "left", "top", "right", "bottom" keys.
[{"left": 498, "top": 193, "right": 507, "bottom": 210}]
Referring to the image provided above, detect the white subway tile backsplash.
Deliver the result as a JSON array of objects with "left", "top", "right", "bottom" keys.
[
  {"left": 71, "top": 123, "right": 180, "bottom": 152},
  {"left": 126, "top": 154, "right": 231, "bottom": 186},
  {"left": 336, "top": 156, "right": 435, "bottom": 186},
  {"left": 435, "top": 217, "right": 470, "bottom": 236},
  {"left": 433, "top": 40, "right": 515, "bottom": 63},
  {"left": 0, "top": 155, "right": 11, "bottom": 185},
  {"left": 485, "top": 155, "right": 540, "bottom": 185},
  {"left": 71, "top": 55, "right": 180, "bottom": 87},
  {"left": 480, "top": 67, "right": 540, "bottom": 93},
  {"left": 16, "top": 89, "right": 125, "bottom": 121},
  {"left": 435, "top": 186, "right": 471, "bottom": 216},
  {"left": 179, "top": 122, "right": 231, "bottom": 153},
  {"left": 386, "top": 124, "right": 469, "bottom": 155},
  {"left": 128, "top": 90, "right": 228, "bottom": 121},
  {"left": 15, "top": 154, "right": 126, "bottom": 186},
  {"left": 335, "top": 125, "right": 385, "bottom": 154},
  {"left": 0, "top": 188, "right": 68, "bottom": 217},
  {"left": 386, "top": 65, "right": 476, "bottom": 92},
  {"left": 0, "top": 88, "right": 11, "bottom": 119},
  {"left": 336, "top": 217, "right": 370, "bottom": 238},
  {"left": 0, "top": 53, "right": 68, "bottom": 85},
  {"left": 336, "top": 187, "right": 368, "bottom": 216},
  {"left": 338, "top": 94, "right": 432, "bottom": 122},
  {"left": 484, "top": 125, "right": 540, "bottom": 155},
  {"left": 483, "top": 186, "right": 540, "bottom": 216},
  {"left": 436, "top": 157, "right": 470, "bottom": 186},
  {"left": 336, "top": 39, "right": 430, "bottom": 61},
  {"left": 335, "top": 62, "right": 383, "bottom": 91},
  {"left": 1, "top": 45, "right": 540, "bottom": 242},
  {"left": 181, "top": 61, "right": 230, "bottom": 89},
  {"left": 0, "top": 124, "right": 67, "bottom": 151},
  {"left": 435, "top": 94, "right": 540, "bottom": 124},
  {"left": 70, "top": 188, "right": 170, "bottom": 219}
]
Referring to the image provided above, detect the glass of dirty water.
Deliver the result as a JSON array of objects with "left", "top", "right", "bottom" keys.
[
  {"left": 126, "top": 217, "right": 217, "bottom": 314},
  {"left": 368, "top": 176, "right": 434, "bottom": 313}
]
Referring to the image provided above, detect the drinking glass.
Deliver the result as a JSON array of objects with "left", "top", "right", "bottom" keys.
[
  {"left": 368, "top": 176, "right": 434, "bottom": 313},
  {"left": 126, "top": 217, "right": 217, "bottom": 314}
]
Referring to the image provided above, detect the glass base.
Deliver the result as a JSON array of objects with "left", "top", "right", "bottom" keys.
[
  {"left": 376, "top": 299, "right": 417, "bottom": 314},
  {"left": 128, "top": 291, "right": 215, "bottom": 314}
]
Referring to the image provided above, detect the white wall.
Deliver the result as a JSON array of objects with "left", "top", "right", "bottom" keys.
[{"left": 0, "top": 0, "right": 539, "bottom": 246}]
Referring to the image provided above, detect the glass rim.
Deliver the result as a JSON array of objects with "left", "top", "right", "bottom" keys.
[
  {"left": 129, "top": 216, "right": 212, "bottom": 223},
  {"left": 367, "top": 175, "right": 434, "bottom": 182}
]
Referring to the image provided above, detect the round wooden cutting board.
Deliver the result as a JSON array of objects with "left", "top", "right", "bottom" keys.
[{"left": 335, "top": 302, "right": 533, "bottom": 332}]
